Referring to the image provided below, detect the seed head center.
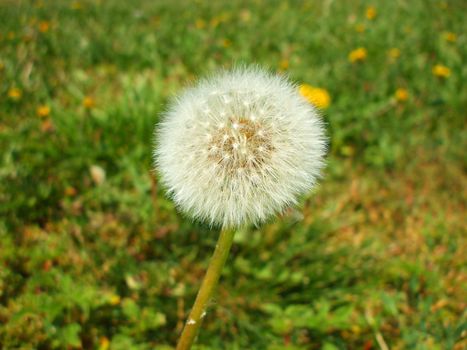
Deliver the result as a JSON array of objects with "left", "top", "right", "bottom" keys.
[{"left": 207, "top": 116, "right": 272, "bottom": 172}]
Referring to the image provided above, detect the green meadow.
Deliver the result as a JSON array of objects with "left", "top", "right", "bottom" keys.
[{"left": 0, "top": 0, "right": 465, "bottom": 349}]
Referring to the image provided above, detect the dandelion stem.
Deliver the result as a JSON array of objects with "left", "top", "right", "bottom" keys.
[{"left": 176, "top": 227, "right": 237, "bottom": 350}]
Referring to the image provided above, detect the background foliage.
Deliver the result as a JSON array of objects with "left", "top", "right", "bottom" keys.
[{"left": 0, "top": 0, "right": 465, "bottom": 349}]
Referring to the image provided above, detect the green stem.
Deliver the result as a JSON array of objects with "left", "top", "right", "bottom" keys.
[{"left": 175, "top": 227, "right": 236, "bottom": 350}]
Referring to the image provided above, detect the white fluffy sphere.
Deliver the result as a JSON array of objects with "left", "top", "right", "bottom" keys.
[{"left": 154, "top": 66, "right": 326, "bottom": 228}]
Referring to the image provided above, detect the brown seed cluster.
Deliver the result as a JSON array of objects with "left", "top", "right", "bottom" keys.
[{"left": 207, "top": 116, "right": 273, "bottom": 174}]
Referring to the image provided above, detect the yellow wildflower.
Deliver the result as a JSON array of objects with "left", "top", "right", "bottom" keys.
[
  {"left": 340, "top": 145, "right": 355, "bottom": 157},
  {"left": 240, "top": 9, "right": 251, "bottom": 22},
  {"left": 395, "top": 88, "right": 409, "bottom": 102},
  {"left": 36, "top": 105, "right": 51, "bottom": 118},
  {"left": 83, "top": 96, "right": 95, "bottom": 109},
  {"left": 388, "top": 48, "right": 400, "bottom": 59},
  {"left": 366, "top": 6, "right": 377, "bottom": 20},
  {"left": 98, "top": 337, "right": 110, "bottom": 350},
  {"left": 299, "top": 84, "right": 331, "bottom": 109},
  {"left": 8, "top": 87, "right": 22, "bottom": 101},
  {"left": 355, "top": 24, "right": 365, "bottom": 33},
  {"left": 348, "top": 47, "right": 367, "bottom": 63},
  {"left": 71, "top": 1, "right": 82, "bottom": 10},
  {"left": 7, "top": 31, "right": 15, "bottom": 40},
  {"left": 38, "top": 21, "right": 50, "bottom": 33},
  {"left": 221, "top": 38, "right": 231, "bottom": 48},
  {"left": 210, "top": 17, "right": 220, "bottom": 28},
  {"left": 151, "top": 16, "right": 161, "bottom": 28},
  {"left": 351, "top": 324, "right": 362, "bottom": 335},
  {"left": 195, "top": 19, "right": 206, "bottom": 29},
  {"left": 432, "top": 64, "right": 451, "bottom": 78},
  {"left": 443, "top": 32, "right": 457, "bottom": 43},
  {"left": 218, "top": 12, "right": 230, "bottom": 22},
  {"left": 279, "top": 59, "right": 289, "bottom": 70},
  {"left": 109, "top": 294, "right": 121, "bottom": 305},
  {"left": 64, "top": 186, "right": 77, "bottom": 197}
]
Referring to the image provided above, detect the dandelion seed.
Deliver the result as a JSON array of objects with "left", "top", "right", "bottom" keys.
[
  {"left": 348, "top": 47, "right": 367, "bottom": 63},
  {"left": 90, "top": 165, "right": 106, "bottom": 185},
  {"left": 222, "top": 95, "right": 231, "bottom": 104},
  {"left": 154, "top": 66, "right": 326, "bottom": 228}
]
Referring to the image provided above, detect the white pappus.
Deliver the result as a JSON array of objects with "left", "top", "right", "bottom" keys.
[{"left": 154, "top": 66, "right": 327, "bottom": 228}]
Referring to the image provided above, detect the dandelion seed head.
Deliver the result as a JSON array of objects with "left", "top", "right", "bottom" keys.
[{"left": 155, "top": 66, "right": 327, "bottom": 228}]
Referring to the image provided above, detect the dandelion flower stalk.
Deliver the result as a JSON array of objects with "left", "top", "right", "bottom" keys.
[
  {"left": 154, "top": 66, "right": 326, "bottom": 348},
  {"left": 176, "top": 227, "right": 236, "bottom": 350}
]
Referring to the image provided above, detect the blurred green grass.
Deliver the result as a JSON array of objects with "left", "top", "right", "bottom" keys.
[{"left": 0, "top": 0, "right": 465, "bottom": 349}]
